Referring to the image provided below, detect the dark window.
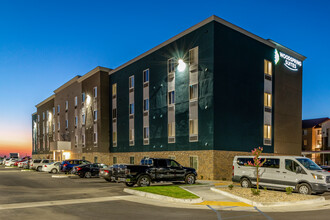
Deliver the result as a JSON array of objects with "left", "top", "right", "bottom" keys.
[
  {"left": 262, "top": 159, "right": 280, "bottom": 169},
  {"left": 157, "top": 159, "right": 168, "bottom": 167},
  {"left": 285, "top": 159, "right": 300, "bottom": 172},
  {"left": 236, "top": 158, "right": 254, "bottom": 166},
  {"left": 169, "top": 160, "right": 180, "bottom": 167}
]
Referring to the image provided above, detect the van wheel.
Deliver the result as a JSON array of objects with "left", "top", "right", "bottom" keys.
[
  {"left": 297, "top": 183, "right": 312, "bottom": 195},
  {"left": 240, "top": 178, "right": 251, "bottom": 188},
  {"left": 137, "top": 175, "right": 151, "bottom": 187}
]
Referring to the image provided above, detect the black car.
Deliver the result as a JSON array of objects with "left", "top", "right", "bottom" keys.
[
  {"left": 321, "top": 166, "right": 330, "bottom": 172},
  {"left": 76, "top": 163, "right": 108, "bottom": 178},
  {"left": 112, "top": 158, "right": 197, "bottom": 187}
]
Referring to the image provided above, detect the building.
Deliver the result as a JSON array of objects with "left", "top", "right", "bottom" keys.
[
  {"left": 302, "top": 117, "right": 330, "bottom": 165},
  {"left": 32, "top": 15, "right": 306, "bottom": 180}
]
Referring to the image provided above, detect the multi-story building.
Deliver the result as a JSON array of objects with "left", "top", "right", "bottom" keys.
[
  {"left": 33, "top": 15, "right": 306, "bottom": 179},
  {"left": 302, "top": 117, "right": 330, "bottom": 165}
]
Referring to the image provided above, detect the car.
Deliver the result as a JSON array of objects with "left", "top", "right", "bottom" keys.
[
  {"left": 232, "top": 156, "right": 330, "bottom": 195},
  {"left": 5, "top": 158, "right": 19, "bottom": 166},
  {"left": 75, "top": 163, "right": 108, "bottom": 178},
  {"left": 321, "top": 166, "right": 330, "bottom": 172},
  {"left": 18, "top": 160, "right": 29, "bottom": 168},
  {"left": 0, "top": 158, "right": 4, "bottom": 165},
  {"left": 31, "top": 159, "right": 54, "bottom": 171},
  {"left": 99, "top": 165, "right": 117, "bottom": 182},
  {"left": 41, "top": 162, "right": 61, "bottom": 173},
  {"left": 60, "top": 160, "right": 91, "bottom": 173},
  {"left": 14, "top": 159, "right": 26, "bottom": 167}
]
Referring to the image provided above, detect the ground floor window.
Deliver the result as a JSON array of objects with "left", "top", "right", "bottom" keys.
[
  {"left": 130, "top": 156, "right": 135, "bottom": 164},
  {"left": 94, "top": 156, "right": 98, "bottom": 163},
  {"left": 189, "top": 156, "right": 198, "bottom": 170},
  {"left": 113, "top": 156, "right": 117, "bottom": 164}
]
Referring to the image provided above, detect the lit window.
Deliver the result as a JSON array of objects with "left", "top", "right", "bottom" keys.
[
  {"left": 82, "top": 93, "right": 86, "bottom": 103},
  {"left": 57, "top": 105, "right": 60, "bottom": 113},
  {"left": 82, "top": 114, "right": 86, "bottom": 125},
  {"left": 113, "top": 131, "right": 117, "bottom": 143},
  {"left": 264, "top": 60, "right": 272, "bottom": 75},
  {"left": 189, "top": 119, "right": 198, "bottom": 135},
  {"left": 129, "top": 76, "right": 134, "bottom": 89},
  {"left": 168, "top": 91, "right": 175, "bottom": 105},
  {"left": 168, "top": 122, "right": 175, "bottom": 137},
  {"left": 144, "top": 99, "right": 149, "bottom": 111},
  {"left": 65, "top": 101, "right": 68, "bottom": 110},
  {"left": 144, "top": 127, "right": 149, "bottom": 139},
  {"left": 93, "top": 87, "right": 97, "bottom": 98},
  {"left": 264, "top": 125, "right": 271, "bottom": 139},
  {"left": 112, "top": 84, "right": 117, "bottom": 96},
  {"left": 130, "top": 157, "right": 135, "bottom": 164},
  {"left": 143, "top": 69, "right": 149, "bottom": 83},
  {"left": 129, "top": 103, "right": 134, "bottom": 115},
  {"left": 304, "top": 140, "right": 307, "bottom": 146},
  {"left": 129, "top": 129, "right": 134, "bottom": 141},
  {"left": 189, "top": 156, "right": 198, "bottom": 170},
  {"left": 74, "top": 96, "right": 78, "bottom": 106},
  {"left": 94, "top": 132, "right": 98, "bottom": 144},
  {"left": 264, "top": 93, "right": 272, "bottom": 108},
  {"left": 94, "top": 110, "right": 97, "bottom": 121},
  {"left": 190, "top": 84, "right": 198, "bottom": 100},
  {"left": 168, "top": 58, "right": 175, "bottom": 73}
]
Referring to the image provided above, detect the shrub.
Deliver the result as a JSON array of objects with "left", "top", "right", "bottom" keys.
[
  {"left": 228, "top": 184, "right": 234, "bottom": 190},
  {"left": 263, "top": 187, "right": 267, "bottom": 191},
  {"left": 286, "top": 187, "right": 293, "bottom": 195},
  {"left": 251, "top": 188, "right": 260, "bottom": 196}
]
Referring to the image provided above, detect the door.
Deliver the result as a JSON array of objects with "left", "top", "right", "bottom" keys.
[
  {"left": 169, "top": 160, "right": 185, "bottom": 181},
  {"left": 155, "top": 159, "right": 171, "bottom": 181},
  {"left": 281, "top": 159, "right": 306, "bottom": 189},
  {"left": 258, "top": 158, "right": 282, "bottom": 188}
]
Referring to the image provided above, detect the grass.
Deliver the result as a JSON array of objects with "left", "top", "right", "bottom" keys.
[{"left": 132, "top": 185, "right": 199, "bottom": 199}]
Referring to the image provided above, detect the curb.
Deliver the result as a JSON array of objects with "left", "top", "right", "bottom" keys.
[
  {"left": 123, "top": 188, "right": 203, "bottom": 204},
  {"left": 21, "top": 170, "right": 34, "bottom": 172},
  {"left": 211, "top": 187, "right": 326, "bottom": 207},
  {"left": 51, "top": 175, "right": 76, "bottom": 178}
]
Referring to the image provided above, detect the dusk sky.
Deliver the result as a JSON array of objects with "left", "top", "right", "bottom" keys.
[{"left": 0, "top": 0, "right": 329, "bottom": 157}]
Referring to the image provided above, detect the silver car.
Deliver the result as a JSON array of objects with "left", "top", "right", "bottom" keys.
[{"left": 41, "top": 161, "right": 61, "bottom": 173}]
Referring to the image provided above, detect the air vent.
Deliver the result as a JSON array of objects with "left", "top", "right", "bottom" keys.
[
  {"left": 189, "top": 136, "right": 198, "bottom": 142},
  {"left": 264, "top": 139, "right": 271, "bottom": 145},
  {"left": 265, "top": 75, "right": 272, "bottom": 81},
  {"left": 143, "top": 112, "right": 149, "bottom": 117},
  {"left": 129, "top": 140, "right": 134, "bottom": 146},
  {"left": 168, "top": 137, "right": 175, "bottom": 143},
  {"left": 143, "top": 82, "right": 149, "bottom": 88},
  {"left": 144, "top": 140, "right": 149, "bottom": 145},
  {"left": 264, "top": 107, "right": 272, "bottom": 113}
]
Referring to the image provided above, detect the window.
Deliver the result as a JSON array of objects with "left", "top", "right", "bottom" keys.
[
  {"left": 129, "top": 103, "right": 134, "bottom": 115},
  {"left": 82, "top": 114, "right": 86, "bottom": 125},
  {"left": 169, "top": 160, "right": 180, "bottom": 167},
  {"left": 190, "top": 84, "right": 198, "bottom": 100},
  {"left": 143, "top": 69, "right": 149, "bottom": 83},
  {"left": 113, "top": 156, "right": 117, "bottom": 164},
  {"left": 143, "top": 127, "right": 149, "bottom": 139},
  {"left": 82, "top": 156, "right": 85, "bottom": 161},
  {"left": 264, "top": 60, "right": 272, "bottom": 76},
  {"left": 57, "top": 105, "right": 60, "bottom": 113},
  {"left": 303, "top": 129, "right": 307, "bottom": 136},
  {"left": 75, "top": 135, "right": 78, "bottom": 147},
  {"left": 94, "top": 132, "right": 98, "bottom": 144},
  {"left": 112, "top": 109, "right": 117, "bottom": 119},
  {"left": 317, "top": 130, "right": 322, "bottom": 135},
  {"left": 65, "top": 120, "right": 68, "bottom": 129},
  {"left": 94, "top": 110, "right": 97, "bottom": 121},
  {"left": 113, "top": 131, "right": 117, "bottom": 143},
  {"left": 304, "top": 140, "right": 308, "bottom": 146},
  {"left": 129, "top": 76, "right": 134, "bottom": 88},
  {"left": 93, "top": 87, "right": 97, "bottom": 98},
  {"left": 168, "top": 58, "right": 175, "bottom": 73},
  {"left": 189, "top": 119, "right": 198, "bottom": 135},
  {"left": 168, "top": 91, "right": 175, "bottom": 105},
  {"left": 94, "top": 156, "right": 98, "bottom": 163},
  {"left": 65, "top": 101, "right": 68, "bottom": 110},
  {"left": 52, "top": 123, "right": 55, "bottom": 132},
  {"left": 58, "top": 122, "right": 60, "bottom": 130},
  {"left": 74, "top": 96, "right": 78, "bottom": 106},
  {"left": 263, "top": 158, "right": 280, "bottom": 168},
  {"left": 285, "top": 159, "right": 300, "bottom": 172},
  {"left": 264, "top": 93, "right": 272, "bottom": 108},
  {"left": 129, "top": 129, "right": 134, "bottom": 141},
  {"left": 82, "top": 93, "right": 86, "bottom": 103},
  {"left": 130, "top": 157, "right": 135, "bottom": 165},
  {"left": 168, "top": 122, "right": 175, "bottom": 137},
  {"left": 43, "top": 122, "right": 45, "bottom": 134},
  {"left": 37, "top": 115, "right": 40, "bottom": 122},
  {"left": 143, "top": 99, "right": 149, "bottom": 111},
  {"left": 189, "top": 156, "right": 198, "bottom": 170},
  {"left": 43, "top": 112, "right": 45, "bottom": 120},
  {"left": 189, "top": 48, "right": 198, "bottom": 65},
  {"left": 264, "top": 125, "right": 271, "bottom": 139},
  {"left": 53, "top": 107, "right": 55, "bottom": 115},
  {"left": 112, "top": 84, "right": 117, "bottom": 96},
  {"left": 82, "top": 134, "right": 85, "bottom": 146},
  {"left": 74, "top": 116, "right": 78, "bottom": 127}
]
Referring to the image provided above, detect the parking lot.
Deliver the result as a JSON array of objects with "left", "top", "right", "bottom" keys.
[{"left": 1, "top": 166, "right": 330, "bottom": 220}]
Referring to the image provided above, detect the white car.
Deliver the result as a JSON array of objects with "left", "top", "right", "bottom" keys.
[
  {"left": 5, "top": 158, "right": 19, "bottom": 166},
  {"left": 18, "top": 160, "right": 28, "bottom": 168},
  {"left": 41, "top": 161, "right": 61, "bottom": 173}
]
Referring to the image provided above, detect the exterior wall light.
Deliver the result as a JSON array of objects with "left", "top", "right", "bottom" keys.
[
  {"left": 86, "top": 95, "right": 91, "bottom": 106},
  {"left": 177, "top": 59, "right": 186, "bottom": 72}
]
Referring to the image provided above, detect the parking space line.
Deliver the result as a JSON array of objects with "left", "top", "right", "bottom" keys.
[
  {"left": 207, "top": 205, "right": 222, "bottom": 220},
  {"left": 197, "top": 201, "right": 253, "bottom": 207},
  {"left": 254, "top": 206, "right": 273, "bottom": 220},
  {"left": 0, "top": 196, "right": 129, "bottom": 210}
]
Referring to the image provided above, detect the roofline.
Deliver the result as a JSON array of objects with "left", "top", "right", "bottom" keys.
[
  {"left": 54, "top": 75, "right": 81, "bottom": 94},
  {"left": 35, "top": 94, "right": 55, "bottom": 108},
  {"left": 78, "top": 66, "right": 111, "bottom": 83},
  {"left": 32, "top": 112, "right": 37, "bottom": 116},
  {"left": 268, "top": 39, "right": 307, "bottom": 61},
  {"left": 109, "top": 15, "right": 307, "bottom": 75}
]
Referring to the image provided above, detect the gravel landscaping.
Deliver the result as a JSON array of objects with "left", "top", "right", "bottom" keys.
[{"left": 220, "top": 187, "right": 317, "bottom": 203}]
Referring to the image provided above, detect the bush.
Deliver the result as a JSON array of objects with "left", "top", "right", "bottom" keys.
[
  {"left": 251, "top": 188, "right": 260, "bottom": 196},
  {"left": 263, "top": 187, "right": 267, "bottom": 191},
  {"left": 228, "top": 184, "right": 234, "bottom": 190},
  {"left": 286, "top": 187, "right": 293, "bottom": 195}
]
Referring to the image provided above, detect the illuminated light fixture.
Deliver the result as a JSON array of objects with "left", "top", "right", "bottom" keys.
[
  {"left": 177, "top": 59, "right": 186, "bottom": 72},
  {"left": 274, "top": 49, "right": 280, "bottom": 64},
  {"left": 48, "top": 112, "right": 52, "bottom": 122},
  {"left": 86, "top": 95, "right": 91, "bottom": 105},
  {"left": 63, "top": 152, "right": 71, "bottom": 160}
]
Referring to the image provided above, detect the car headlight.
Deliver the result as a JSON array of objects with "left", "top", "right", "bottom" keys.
[{"left": 312, "top": 173, "right": 324, "bottom": 180}]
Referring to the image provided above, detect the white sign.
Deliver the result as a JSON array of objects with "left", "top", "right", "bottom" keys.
[{"left": 275, "top": 49, "right": 302, "bottom": 71}]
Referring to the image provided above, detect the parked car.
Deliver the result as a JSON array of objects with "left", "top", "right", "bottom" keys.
[
  {"left": 75, "top": 163, "right": 107, "bottom": 178},
  {"left": 41, "top": 162, "right": 61, "bottom": 173},
  {"left": 31, "top": 159, "right": 54, "bottom": 171},
  {"left": 99, "top": 165, "right": 117, "bottom": 182},
  {"left": 14, "top": 159, "right": 27, "bottom": 167},
  {"left": 60, "top": 160, "right": 91, "bottom": 173},
  {"left": 5, "top": 158, "right": 19, "bottom": 166},
  {"left": 321, "top": 166, "right": 330, "bottom": 172},
  {"left": 17, "top": 160, "right": 27, "bottom": 168},
  {"left": 0, "top": 158, "right": 4, "bottom": 165},
  {"left": 112, "top": 158, "right": 197, "bottom": 187},
  {"left": 2, "top": 158, "right": 10, "bottom": 166},
  {"left": 232, "top": 156, "right": 330, "bottom": 195}
]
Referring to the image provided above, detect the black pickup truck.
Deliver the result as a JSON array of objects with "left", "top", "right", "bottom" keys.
[{"left": 113, "top": 158, "right": 197, "bottom": 187}]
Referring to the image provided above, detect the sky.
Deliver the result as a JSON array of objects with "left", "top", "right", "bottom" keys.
[{"left": 0, "top": 0, "right": 329, "bottom": 157}]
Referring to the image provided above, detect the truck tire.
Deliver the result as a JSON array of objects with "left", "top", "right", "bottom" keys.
[
  {"left": 137, "top": 175, "right": 151, "bottom": 187},
  {"left": 240, "top": 178, "right": 252, "bottom": 188},
  {"left": 125, "top": 182, "right": 135, "bottom": 187},
  {"left": 297, "top": 183, "right": 312, "bottom": 195},
  {"left": 185, "top": 174, "right": 196, "bottom": 184}
]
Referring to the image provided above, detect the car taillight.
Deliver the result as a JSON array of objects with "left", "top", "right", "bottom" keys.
[
  {"left": 63, "top": 164, "right": 67, "bottom": 167},
  {"left": 104, "top": 170, "right": 109, "bottom": 173},
  {"left": 45, "top": 165, "right": 47, "bottom": 167},
  {"left": 77, "top": 167, "right": 81, "bottom": 171}
]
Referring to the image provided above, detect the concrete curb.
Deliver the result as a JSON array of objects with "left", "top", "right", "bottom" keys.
[
  {"left": 51, "top": 174, "right": 76, "bottom": 178},
  {"left": 211, "top": 187, "right": 326, "bottom": 207},
  {"left": 21, "top": 170, "right": 34, "bottom": 172},
  {"left": 123, "top": 188, "right": 203, "bottom": 204}
]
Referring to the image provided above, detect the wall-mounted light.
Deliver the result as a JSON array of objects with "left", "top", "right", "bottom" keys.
[
  {"left": 177, "top": 59, "right": 186, "bottom": 72},
  {"left": 86, "top": 95, "right": 91, "bottom": 106}
]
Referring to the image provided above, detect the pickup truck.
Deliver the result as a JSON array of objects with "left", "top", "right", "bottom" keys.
[{"left": 113, "top": 158, "right": 197, "bottom": 187}]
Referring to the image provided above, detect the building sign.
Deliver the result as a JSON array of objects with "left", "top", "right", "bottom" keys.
[{"left": 274, "top": 49, "right": 302, "bottom": 71}]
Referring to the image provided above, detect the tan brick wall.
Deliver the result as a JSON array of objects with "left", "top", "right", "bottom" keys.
[{"left": 32, "top": 154, "right": 52, "bottom": 160}]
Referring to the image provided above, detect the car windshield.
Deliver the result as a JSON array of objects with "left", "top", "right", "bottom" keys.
[
  {"left": 48, "top": 162, "right": 55, "bottom": 165},
  {"left": 296, "top": 158, "right": 322, "bottom": 171}
]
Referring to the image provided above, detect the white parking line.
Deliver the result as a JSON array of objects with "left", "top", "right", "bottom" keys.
[{"left": 0, "top": 196, "right": 129, "bottom": 210}]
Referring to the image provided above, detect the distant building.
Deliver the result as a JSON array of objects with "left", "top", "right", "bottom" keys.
[
  {"left": 302, "top": 117, "right": 330, "bottom": 165},
  {"left": 32, "top": 15, "right": 306, "bottom": 180}
]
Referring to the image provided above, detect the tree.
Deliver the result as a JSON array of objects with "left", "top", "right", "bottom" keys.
[{"left": 245, "top": 147, "right": 266, "bottom": 191}]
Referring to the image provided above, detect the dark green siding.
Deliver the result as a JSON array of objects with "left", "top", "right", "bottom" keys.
[
  {"left": 110, "top": 22, "right": 214, "bottom": 153},
  {"left": 213, "top": 22, "right": 274, "bottom": 153}
]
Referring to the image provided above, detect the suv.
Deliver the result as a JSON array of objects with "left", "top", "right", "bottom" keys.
[
  {"left": 60, "top": 160, "right": 91, "bottom": 173},
  {"left": 31, "top": 159, "right": 54, "bottom": 171}
]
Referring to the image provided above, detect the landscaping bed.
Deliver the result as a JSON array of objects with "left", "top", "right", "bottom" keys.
[
  {"left": 219, "top": 187, "right": 317, "bottom": 203},
  {"left": 132, "top": 185, "right": 199, "bottom": 199}
]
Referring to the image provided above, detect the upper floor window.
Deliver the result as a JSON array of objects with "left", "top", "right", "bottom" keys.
[
  {"left": 74, "top": 116, "right": 78, "bottom": 127},
  {"left": 303, "top": 129, "right": 307, "bottom": 136},
  {"left": 189, "top": 48, "right": 198, "bottom": 65},
  {"left": 53, "top": 107, "right": 55, "bottom": 115},
  {"left": 65, "top": 120, "right": 68, "bottom": 129},
  {"left": 189, "top": 84, "right": 198, "bottom": 100},
  {"left": 82, "top": 93, "right": 86, "bottom": 103},
  {"left": 168, "top": 91, "right": 175, "bottom": 105},
  {"left": 189, "top": 119, "right": 198, "bottom": 136},
  {"left": 143, "top": 99, "right": 149, "bottom": 112},
  {"left": 93, "top": 87, "right": 97, "bottom": 98},
  {"left": 82, "top": 114, "right": 86, "bottom": 125},
  {"left": 74, "top": 96, "right": 78, "bottom": 107},
  {"left": 264, "top": 125, "right": 271, "bottom": 139},
  {"left": 112, "top": 84, "right": 117, "bottom": 97},
  {"left": 143, "top": 69, "right": 149, "bottom": 83},
  {"left": 65, "top": 101, "right": 68, "bottom": 110},
  {"left": 38, "top": 115, "right": 40, "bottom": 122},
  {"left": 43, "top": 112, "right": 45, "bottom": 120},
  {"left": 168, "top": 58, "right": 175, "bottom": 73},
  {"left": 94, "top": 110, "right": 97, "bottom": 121},
  {"left": 129, "top": 76, "right": 134, "bottom": 89},
  {"left": 129, "top": 103, "right": 134, "bottom": 115},
  {"left": 264, "top": 60, "right": 272, "bottom": 76},
  {"left": 57, "top": 105, "right": 60, "bottom": 113},
  {"left": 264, "top": 93, "right": 272, "bottom": 108}
]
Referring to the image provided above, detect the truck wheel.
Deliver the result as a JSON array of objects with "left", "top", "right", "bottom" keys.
[
  {"left": 240, "top": 178, "right": 251, "bottom": 188},
  {"left": 125, "top": 182, "right": 135, "bottom": 187},
  {"left": 297, "top": 183, "right": 312, "bottom": 195},
  {"left": 137, "top": 175, "right": 151, "bottom": 187},
  {"left": 185, "top": 174, "right": 196, "bottom": 184}
]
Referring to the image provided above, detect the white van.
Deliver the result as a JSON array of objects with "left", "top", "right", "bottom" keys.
[{"left": 232, "top": 156, "right": 330, "bottom": 194}]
